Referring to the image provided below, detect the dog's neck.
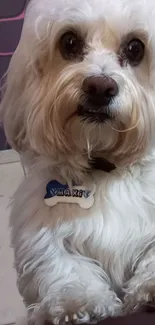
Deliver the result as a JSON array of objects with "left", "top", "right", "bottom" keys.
[{"left": 90, "top": 157, "right": 116, "bottom": 173}]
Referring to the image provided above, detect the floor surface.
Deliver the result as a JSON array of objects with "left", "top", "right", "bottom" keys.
[{"left": 0, "top": 150, "right": 27, "bottom": 325}]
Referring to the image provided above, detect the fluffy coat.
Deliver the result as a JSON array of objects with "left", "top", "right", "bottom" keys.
[{"left": 1, "top": 0, "right": 155, "bottom": 323}]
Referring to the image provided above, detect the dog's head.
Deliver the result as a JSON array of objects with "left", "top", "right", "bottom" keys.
[{"left": 1, "top": 0, "right": 155, "bottom": 175}]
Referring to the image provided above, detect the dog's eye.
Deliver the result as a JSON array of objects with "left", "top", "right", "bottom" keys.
[
  {"left": 59, "top": 32, "right": 83, "bottom": 60},
  {"left": 124, "top": 38, "right": 145, "bottom": 66}
]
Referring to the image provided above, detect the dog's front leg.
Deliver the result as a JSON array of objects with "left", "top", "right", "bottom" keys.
[
  {"left": 123, "top": 245, "right": 155, "bottom": 314},
  {"left": 16, "top": 228, "right": 122, "bottom": 325}
]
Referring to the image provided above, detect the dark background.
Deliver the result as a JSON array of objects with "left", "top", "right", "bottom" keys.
[{"left": 0, "top": 0, "right": 29, "bottom": 150}]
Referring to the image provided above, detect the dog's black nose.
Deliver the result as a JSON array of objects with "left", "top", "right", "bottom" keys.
[{"left": 83, "top": 75, "right": 119, "bottom": 106}]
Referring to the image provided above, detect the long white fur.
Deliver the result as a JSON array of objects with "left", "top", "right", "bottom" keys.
[{"left": 1, "top": 0, "right": 155, "bottom": 324}]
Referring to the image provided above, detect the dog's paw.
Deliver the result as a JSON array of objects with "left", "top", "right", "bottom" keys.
[
  {"left": 123, "top": 282, "right": 155, "bottom": 315},
  {"left": 52, "top": 300, "right": 122, "bottom": 325},
  {"left": 52, "top": 311, "right": 90, "bottom": 325},
  {"left": 27, "top": 291, "right": 122, "bottom": 325},
  {"left": 51, "top": 291, "right": 122, "bottom": 324}
]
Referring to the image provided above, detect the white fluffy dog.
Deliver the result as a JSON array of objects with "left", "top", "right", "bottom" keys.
[{"left": 1, "top": 0, "right": 155, "bottom": 323}]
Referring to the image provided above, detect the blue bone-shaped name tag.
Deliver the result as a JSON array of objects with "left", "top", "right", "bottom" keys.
[{"left": 44, "top": 180, "right": 96, "bottom": 209}]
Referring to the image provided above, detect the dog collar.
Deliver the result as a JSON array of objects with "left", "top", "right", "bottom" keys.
[
  {"left": 90, "top": 157, "right": 116, "bottom": 172},
  {"left": 44, "top": 159, "right": 115, "bottom": 209},
  {"left": 44, "top": 180, "right": 96, "bottom": 209}
]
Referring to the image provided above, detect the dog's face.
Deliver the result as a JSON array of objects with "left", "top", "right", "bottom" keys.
[{"left": 1, "top": 0, "right": 155, "bottom": 169}]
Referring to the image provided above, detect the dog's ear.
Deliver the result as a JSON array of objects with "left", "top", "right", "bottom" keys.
[
  {"left": 0, "top": 14, "right": 68, "bottom": 156},
  {"left": 0, "top": 40, "right": 38, "bottom": 152},
  {"left": 0, "top": 26, "right": 53, "bottom": 154}
]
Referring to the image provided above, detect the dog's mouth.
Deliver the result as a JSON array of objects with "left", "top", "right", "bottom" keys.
[
  {"left": 77, "top": 104, "right": 113, "bottom": 123},
  {"left": 77, "top": 104, "right": 116, "bottom": 172}
]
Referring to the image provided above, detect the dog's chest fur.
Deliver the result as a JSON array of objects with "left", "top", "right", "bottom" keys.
[{"left": 11, "top": 160, "right": 155, "bottom": 288}]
